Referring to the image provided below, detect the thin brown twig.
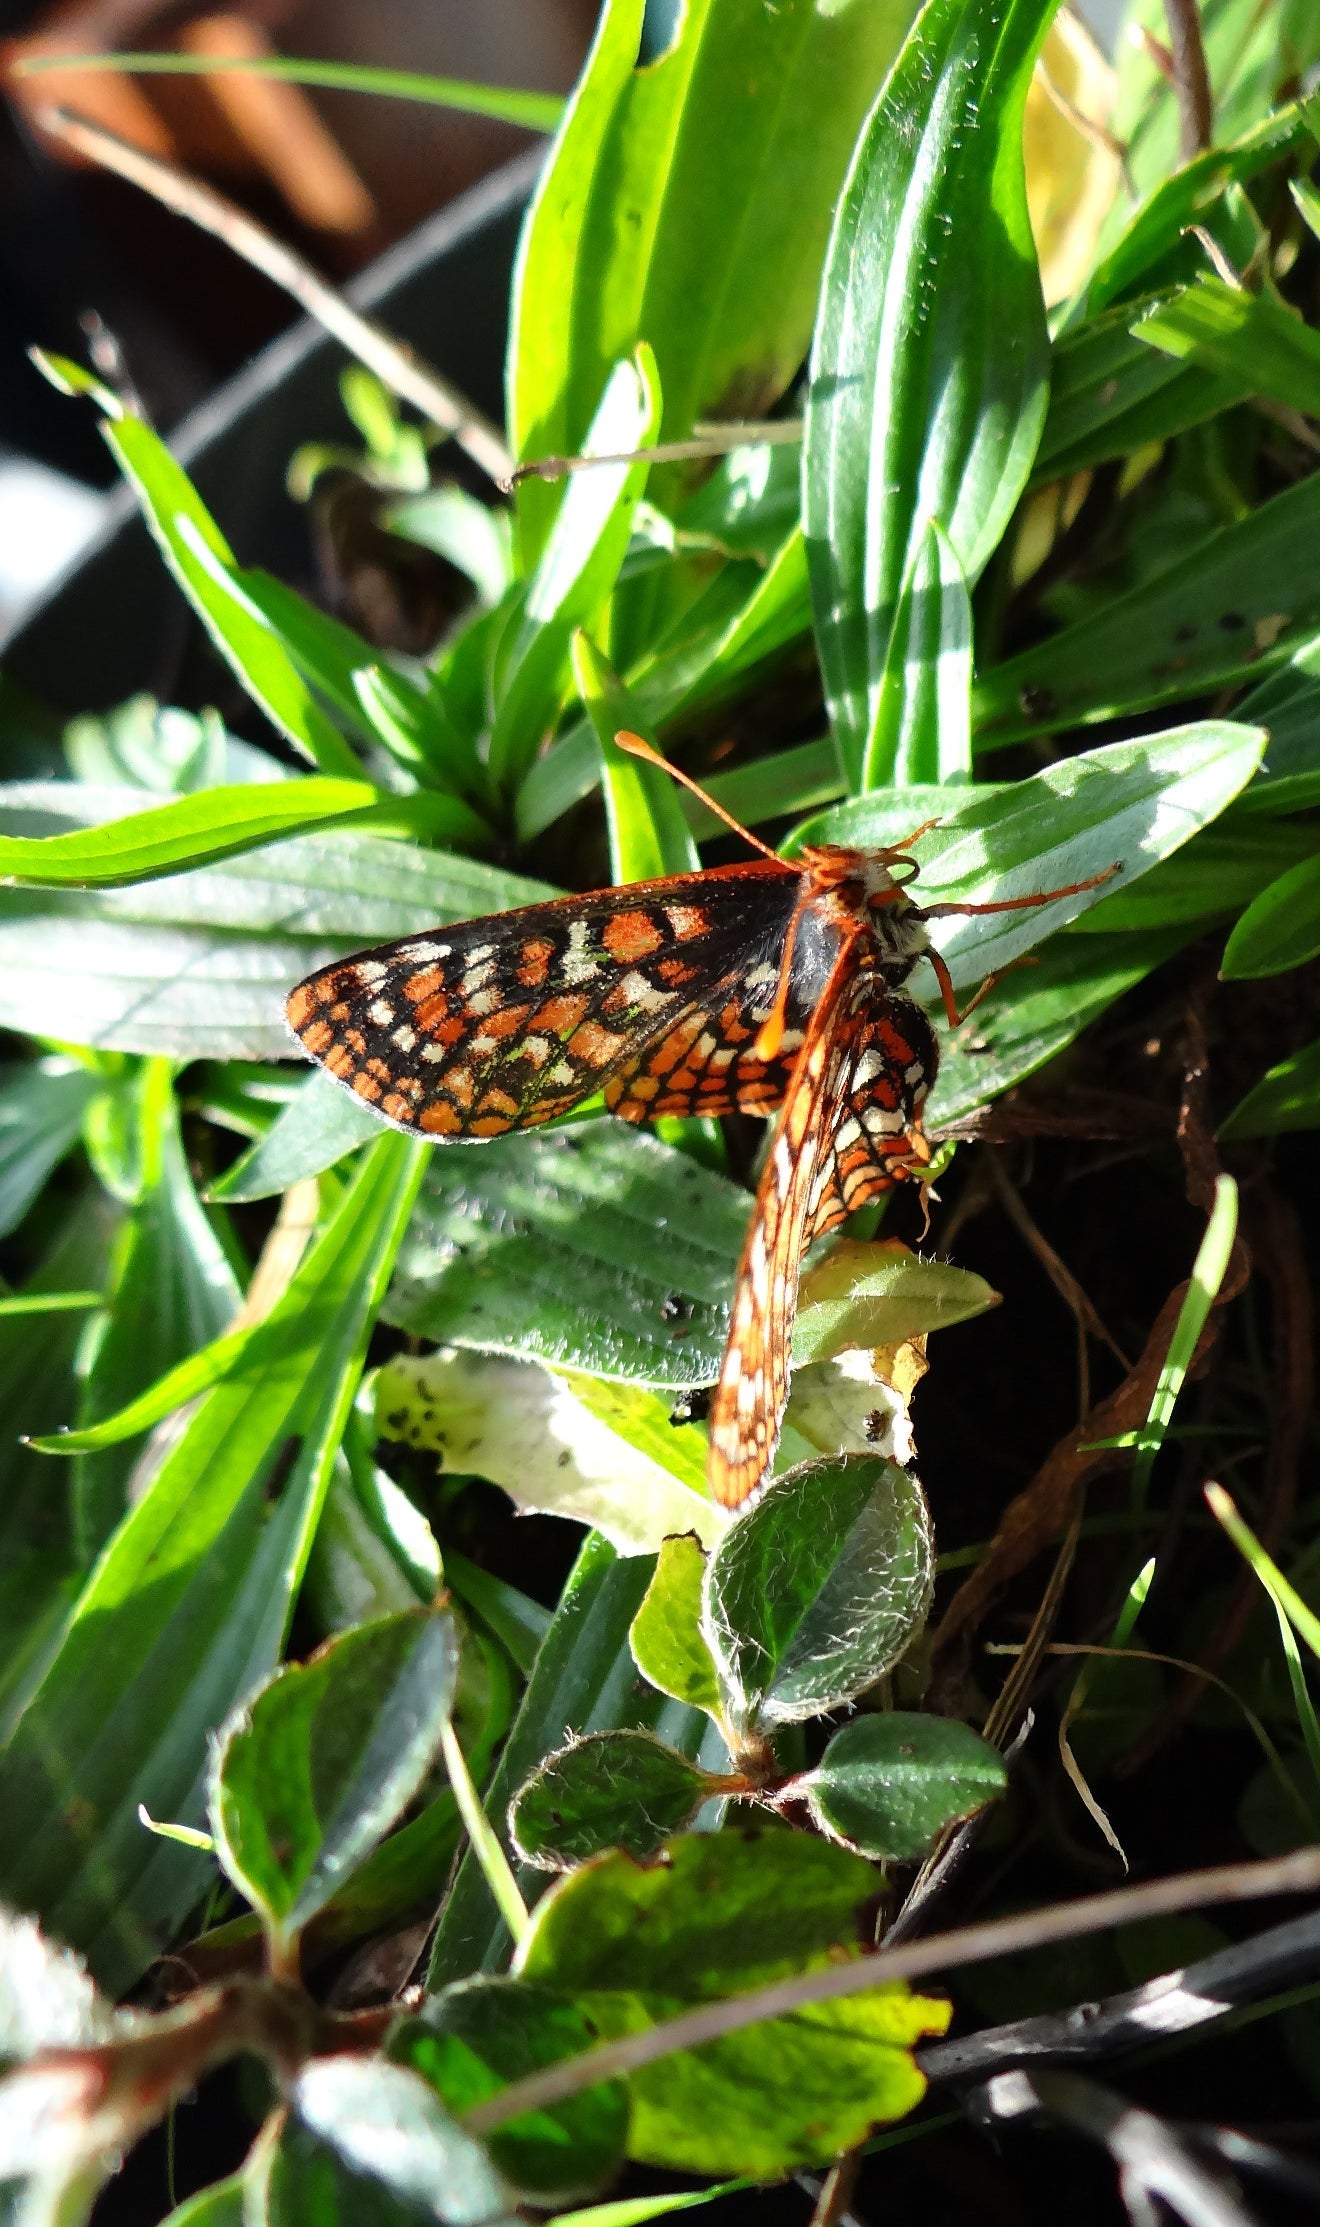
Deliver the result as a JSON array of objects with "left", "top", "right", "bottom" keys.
[
  {"left": 33, "top": 104, "right": 512, "bottom": 486},
  {"left": 463, "top": 1846, "right": 1320, "bottom": 2135},
  {"left": 1162, "top": 0, "right": 1214, "bottom": 162},
  {"left": 808, "top": 2149, "right": 864, "bottom": 2227},
  {"left": 987, "top": 1151, "right": 1132, "bottom": 1378}
]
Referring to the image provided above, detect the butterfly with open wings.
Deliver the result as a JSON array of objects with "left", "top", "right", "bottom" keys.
[{"left": 287, "top": 734, "right": 1113, "bottom": 1509}]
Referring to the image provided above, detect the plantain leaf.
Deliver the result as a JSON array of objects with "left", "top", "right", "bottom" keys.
[{"left": 805, "top": 0, "right": 1054, "bottom": 787}]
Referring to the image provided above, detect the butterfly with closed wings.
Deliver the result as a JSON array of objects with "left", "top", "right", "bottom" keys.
[{"left": 287, "top": 733, "right": 1114, "bottom": 1508}]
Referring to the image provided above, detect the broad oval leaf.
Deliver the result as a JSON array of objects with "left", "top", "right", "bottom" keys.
[
  {"left": 290, "top": 2056, "right": 514, "bottom": 2226},
  {"left": 801, "top": 1712, "right": 1007, "bottom": 1861},
  {"left": 510, "top": 1729, "right": 713, "bottom": 1870},
  {"left": 395, "top": 1978, "right": 628, "bottom": 2200},
  {"left": 703, "top": 1455, "right": 933, "bottom": 1731},
  {"left": 209, "top": 1605, "right": 458, "bottom": 1959},
  {"left": 805, "top": 0, "right": 1055, "bottom": 787},
  {"left": 629, "top": 1534, "right": 723, "bottom": 1718},
  {"left": 1218, "top": 1035, "right": 1320, "bottom": 1141}
]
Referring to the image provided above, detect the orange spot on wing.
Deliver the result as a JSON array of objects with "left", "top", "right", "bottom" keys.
[
  {"left": 534, "top": 993, "right": 590, "bottom": 1035},
  {"left": 603, "top": 909, "right": 665, "bottom": 961},
  {"left": 299, "top": 1019, "right": 333, "bottom": 1055},
  {"left": 517, "top": 937, "right": 555, "bottom": 987},
  {"left": 420, "top": 1101, "right": 462, "bottom": 1135},
  {"left": 405, "top": 968, "right": 446, "bottom": 1005},
  {"left": 352, "top": 1074, "right": 382, "bottom": 1103},
  {"left": 567, "top": 1021, "right": 626, "bottom": 1066}
]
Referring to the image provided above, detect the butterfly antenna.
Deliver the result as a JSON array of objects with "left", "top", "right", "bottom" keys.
[{"left": 613, "top": 731, "right": 783, "bottom": 864}]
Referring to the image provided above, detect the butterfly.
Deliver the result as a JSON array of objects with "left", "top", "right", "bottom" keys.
[{"left": 286, "top": 733, "right": 1114, "bottom": 1508}]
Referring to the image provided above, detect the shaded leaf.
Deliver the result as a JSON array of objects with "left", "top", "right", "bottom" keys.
[
  {"left": 210, "top": 1606, "right": 458, "bottom": 1959},
  {"left": 0, "top": 1060, "right": 101, "bottom": 1240},
  {"left": 207, "top": 1073, "right": 383, "bottom": 1203},
  {"left": 1218, "top": 1036, "right": 1320, "bottom": 1141},
  {"left": 73, "top": 1060, "right": 243, "bottom": 1561},
  {"left": 510, "top": 1729, "right": 713, "bottom": 1869},
  {"left": 395, "top": 1979, "right": 628, "bottom": 2200},
  {"left": 0, "top": 1136, "right": 426, "bottom": 1991},
  {"left": 429, "top": 1535, "right": 721, "bottom": 1988},
  {"left": 976, "top": 475, "right": 1320, "bottom": 743},
  {"left": 1220, "top": 853, "right": 1320, "bottom": 980},
  {"left": 703, "top": 1456, "right": 933, "bottom": 1731},
  {"left": 800, "top": 1712, "right": 1007, "bottom": 1860},
  {"left": 629, "top": 1536, "right": 722, "bottom": 1718}
]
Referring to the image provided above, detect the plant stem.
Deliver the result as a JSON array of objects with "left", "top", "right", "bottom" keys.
[{"left": 1162, "top": 0, "right": 1213, "bottom": 162}]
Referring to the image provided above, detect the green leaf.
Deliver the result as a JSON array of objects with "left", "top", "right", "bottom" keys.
[
  {"left": 976, "top": 474, "right": 1320, "bottom": 744},
  {"left": 16, "top": 48, "right": 565, "bottom": 127},
  {"left": 866, "top": 523, "right": 974, "bottom": 789},
  {"left": 207, "top": 1073, "right": 383, "bottom": 1202},
  {"left": 703, "top": 1456, "right": 933, "bottom": 1732},
  {"left": 63, "top": 695, "right": 251, "bottom": 794},
  {"left": 794, "top": 723, "right": 1267, "bottom": 993},
  {"left": 103, "top": 418, "right": 363, "bottom": 778},
  {"left": 1075, "top": 101, "right": 1311, "bottom": 323},
  {"left": 629, "top": 1536, "right": 722, "bottom": 1718},
  {"left": 1034, "top": 293, "right": 1245, "bottom": 483},
  {"left": 429, "top": 1534, "right": 719, "bottom": 1987},
  {"left": 510, "top": 1730, "right": 713, "bottom": 1870},
  {"left": 395, "top": 1980, "right": 628, "bottom": 2200},
  {"left": 515, "top": 1826, "right": 949, "bottom": 2174},
  {"left": 0, "top": 1059, "right": 101, "bottom": 1238},
  {"left": 72, "top": 1060, "right": 244, "bottom": 1561},
  {"left": 382, "top": 1121, "right": 748, "bottom": 1386},
  {"left": 1218, "top": 1034, "right": 1320, "bottom": 1139},
  {"left": 1232, "top": 629, "right": 1320, "bottom": 816},
  {"left": 510, "top": 0, "right": 915, "bottom": 559},
  {"left": 289, "top": 2057, "right": 514, "bottom": 2225},
  {"left": 209, "top": 1605, "right": 457, "bottom": 1962},
  {"left": 805, "top": 0, "right": 1052, "bottom": 787},
  {"left": 1220, "top": 852, "right": 1320, "bottom": 979},
  {"left": 791, "top": 1242, "right": 998, "bottom": 1369},
  {"left": 492, "top": 351, "right": 662, "bottom": 787},
  {"left": 800, "top": 1712, "right": 1007, "bottom": 1860},
  {"left": 518, "top": 1823, "right": 880, "bottom": 1994},
  {"left": 1132, "top": 275, "right": 1320, "bottom": 422},
  {"left": 0, "top": 1197, "right": 118, "bottom": 1745},
  {"left": 0, "top": 1134, "right": 426, "bottom": 1991},
  {"left": 926, "top": 926, "right": 1191, "bottom": 1127},
  {"left": 573, "top": 636, "right": 698, "bottom": 887},
  {"left": 0, "top": 785, "right": 553, "bottom": 1059},
  {"left": 158, "top": 2175, "right": 245, "bottom": 2226},
  {"left": 375, "top": 1350, "right": 721, "bottom": 1558},
  {"left": 1067, "top": 819, "right": 1313, "bottom": 935}
]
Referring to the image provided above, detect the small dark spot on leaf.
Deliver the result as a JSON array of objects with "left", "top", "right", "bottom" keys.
[
  {"left": 557, "top": 1450, "right": 571, "bottom": 1467},
  {"left": 1219, "top": 611, "right": 1247, "bottom": 632},
  {"left": 1173, "top": 620, "right": 1197, "bottom": 644},
  {"left": 1019, "top": 684, "right": 1057, "bottom": 719}
]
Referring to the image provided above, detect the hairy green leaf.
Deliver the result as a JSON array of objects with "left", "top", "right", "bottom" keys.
[{"left": 801, "top": 1712, "right": 1008, "bottom": 1860}]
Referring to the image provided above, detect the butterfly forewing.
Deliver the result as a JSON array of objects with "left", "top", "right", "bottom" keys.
[
  {"left": 287, "top": 860, "right": 800, "bottom": 1138},
  {"left": 706, "top": 950, "right": 938, "bottom": 1510}
]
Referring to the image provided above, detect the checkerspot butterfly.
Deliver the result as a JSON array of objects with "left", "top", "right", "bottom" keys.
[{"left": 287, "top": 734, "right": 1114, "bottom": 1508}]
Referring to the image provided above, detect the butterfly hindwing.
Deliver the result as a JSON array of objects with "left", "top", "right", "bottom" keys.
[
  {"left": 286, "top": 861, "right": 800, "bottom": 1138},
  {"left": 706, "top": 956, "right": 937, "bottom": 1510}
]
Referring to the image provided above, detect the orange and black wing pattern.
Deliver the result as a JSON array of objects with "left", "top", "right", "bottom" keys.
[
  {"left": 706, "top": 954, "right": 938, "bottom": 1510},
  {"left": 285, "top": 861, "right": 804, "bottom": 1139}
]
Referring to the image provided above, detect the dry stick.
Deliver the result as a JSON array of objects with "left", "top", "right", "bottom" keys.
[
  {"left": 509, "top": 420, "right": 804, "bottom": 486},
  {"left": 34, "top": 104, "right": 512, "bottom": 487},
  {"left": 1162, "top": 0, "right": 1213, "bottom": 163},
  {"left": 464, "top": 1846, "right": 1320, "bottom": 2135}
]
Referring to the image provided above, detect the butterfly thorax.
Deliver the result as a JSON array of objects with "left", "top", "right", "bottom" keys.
[{"left": 797, "top": 843, "right": 932, "bottom": 986}]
